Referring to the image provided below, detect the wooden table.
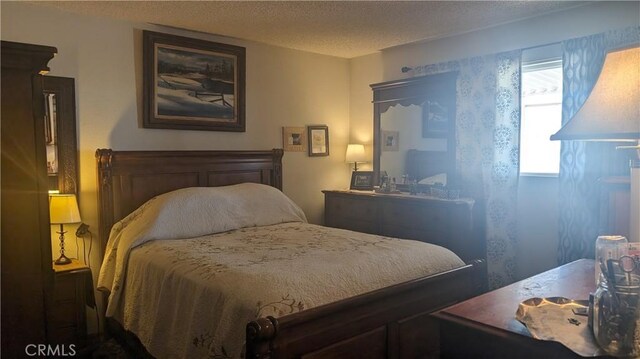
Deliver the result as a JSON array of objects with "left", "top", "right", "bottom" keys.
[{"left": 434, "top": 259, "right": 602, "bottom": 358}]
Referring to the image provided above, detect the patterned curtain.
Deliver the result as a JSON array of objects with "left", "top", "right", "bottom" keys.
[
  {"left": 557, "top": 34, "right": 606, "bottom": 263},
  {"left": 558, "top": 26, "right": 640, "bottom": 264},
  {"left": 411, "top": 26, "right": 639, "bottom": 283},
  {"left": 422, "top": 51, "right": 521, "bottom": 288}
]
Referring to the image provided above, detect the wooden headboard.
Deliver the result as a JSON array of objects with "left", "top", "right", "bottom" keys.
[
  {"left": 96, "top": 149, "right": 283, "bottom": 253},
  {"left": 405, "top": 149, "right": 455, "bottom": 183}
]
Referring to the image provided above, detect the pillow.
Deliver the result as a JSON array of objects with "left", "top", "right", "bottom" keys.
[{"left": 122, "top": 183, "right": 307, "bottom": 242}]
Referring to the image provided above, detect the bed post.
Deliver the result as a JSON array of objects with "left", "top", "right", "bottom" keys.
[
  {"left": 246, "top": 316, "right": 278, "bottom": 359},
  {"left": 469, "top": 258, "right": 488, "bottom": 293},
  {"left": 96, "top": 148, "right": 114, "bottom": 256}
]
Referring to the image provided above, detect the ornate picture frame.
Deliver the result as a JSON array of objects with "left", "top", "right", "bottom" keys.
[
  {"left": 143, "top": 30, "right": 246, "bottom": 132},
  {"left": 282, "top": 127, "right": 307, "bottom": 152}
]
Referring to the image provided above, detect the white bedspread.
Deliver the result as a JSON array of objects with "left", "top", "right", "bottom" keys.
[
  {"left": 98, "top": 184, "right": 307, "bottom": 319},
  {"left": 116, "top": 222, "right": 463, "bottom": 358}
]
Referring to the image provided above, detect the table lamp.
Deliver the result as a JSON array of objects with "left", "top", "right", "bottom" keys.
[
  {"left": 346, "top": 144, "right": 367, "bottom": 171},
  {"left": 550, "top": 46, "right": 639, "bottom": 242},
  {"left": 49, "top": 194, "right": 81, "bottom": 265}
]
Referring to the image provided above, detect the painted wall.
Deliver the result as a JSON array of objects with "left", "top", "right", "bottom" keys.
[
  {"left": 348, "top": 53, "right": 383, "bottom": 170},
  {"left": 349, "top": 1, "right": 640, "bottom": 279},
  {"left": 2, "top": 2, "right": 351, "bottom": 258}
]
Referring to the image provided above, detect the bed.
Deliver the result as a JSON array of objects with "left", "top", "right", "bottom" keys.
[{"left": 96, "top": 148, "right": 486, "bottom": 358}]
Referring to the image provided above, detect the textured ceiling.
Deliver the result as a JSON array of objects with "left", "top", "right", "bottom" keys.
[{"left": 34, "top": 1, "right": 587, "bottom": 58}]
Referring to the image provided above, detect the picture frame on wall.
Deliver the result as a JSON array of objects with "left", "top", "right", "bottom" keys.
[
  {"left": 381, "top": 130, "right": 399, "bottom": 151},
  {"left": 350, "top": 171, "right": 374, "bottom": 190},
  {"left": 308, "top": 125, "right": 329, "bottom": 157},
  {"left": 422, "top": 100, "right": 450, "bottom": 138},
  {"left": 142, "top": 30, "right": 246, "bottom": 132},
  {"left": 282, "top": 127, "right": 307, "bottom": 152}
]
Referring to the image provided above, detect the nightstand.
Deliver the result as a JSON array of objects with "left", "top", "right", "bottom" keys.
[{"left": 47, "top": 259, "right": 96, "bottom": 347}]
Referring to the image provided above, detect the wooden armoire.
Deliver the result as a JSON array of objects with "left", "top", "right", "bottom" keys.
[{"left": 1, "top": 41, "right": 57, "bottom": 356}]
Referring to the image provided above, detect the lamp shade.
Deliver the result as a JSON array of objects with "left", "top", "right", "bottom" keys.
[
  {"left": 550, "top": 46, "right": 640, "bottom": 141},
  {"left": 345, "top": 144, "right": 367, "bottom": 163},
  {"left": 49, "top": 194, "right": 81, "bottom": 224}
]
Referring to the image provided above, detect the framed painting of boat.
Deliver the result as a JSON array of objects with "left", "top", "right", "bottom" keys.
[{"left": 143, "top": 30, "right": 246, "bottom": 131}]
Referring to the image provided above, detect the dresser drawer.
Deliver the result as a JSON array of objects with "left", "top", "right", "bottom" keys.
[
  {"left": 53, "top": 275, "right": 77, "bottom": 302},
  {"left": 326, "top": 195, "right": 378, "bottom": 234},
  {"left": 327, "top": 196, "right": 377, "bottom": 222},
  {"left": 49, "top": 301, "right": 77, "bottom": 328},
  {"left": 331, "top": 217, "right": 378, "bottom": 235},
  {"left": 381, "top": 224, "right": 448, "bottom": 247},
  {"left": 381, "top": 202, "right": 448, "bottom": 234}
]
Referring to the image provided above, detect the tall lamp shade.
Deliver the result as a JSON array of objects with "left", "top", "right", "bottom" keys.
[
  {"left": 49, "top": 194, "right": 81, "bottom": 265},
  {"left": 550, "top": 46, "right": 640, "bottom": 242},
  {"left": 550, "top": 47, "right": 639, "bottom": 141},
  {"left": 345, "top": 144, "right": 367, "bottom": 171}
]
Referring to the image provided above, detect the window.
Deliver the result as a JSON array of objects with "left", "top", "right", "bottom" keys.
[{"left": 519, "top": 59, "right": 563, "bottom": 176}]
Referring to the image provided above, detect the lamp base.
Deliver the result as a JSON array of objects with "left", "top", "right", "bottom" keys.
[{"left": 54, "top": 254, "right": 72, "bottom": 265}]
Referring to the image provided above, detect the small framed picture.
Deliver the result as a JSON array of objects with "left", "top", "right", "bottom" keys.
[
  {"left": 282, "top": 127, "right": 307, "bottom": 152},
  {"left": 382, "top": 130, "right": 399, "bottom": 151},
  {"left": 308, "top": 125, "right": 329, "bottom": 157},
  {"left": 350, "top": 171, "right": 374, "bottom": 190}
]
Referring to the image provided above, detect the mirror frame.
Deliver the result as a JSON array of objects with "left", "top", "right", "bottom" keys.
[
  {"left": 371, "top": 72, "right": 458, "bottom": 186},
  {"left": 43, "top": 76, "right": 78, "bottom": 194}
]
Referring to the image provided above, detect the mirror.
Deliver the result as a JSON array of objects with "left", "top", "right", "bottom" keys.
[
  {"left": 379, "top": 104, "right": 448, "bottom": 181},
  {"left": 372, "top": 72, "right": 457, "bottom": 187},
  {"left": 43, "top": 76, "right": 78, "bottom": 194}
]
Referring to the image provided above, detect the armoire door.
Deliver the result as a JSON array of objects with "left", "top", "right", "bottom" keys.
[{"left": 1, "top": 40, "right": 57, "bottom": 357}]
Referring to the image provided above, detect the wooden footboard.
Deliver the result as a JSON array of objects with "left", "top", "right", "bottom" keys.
[{"left": 246, "top": 259, "right": 485, "bottom": 359}]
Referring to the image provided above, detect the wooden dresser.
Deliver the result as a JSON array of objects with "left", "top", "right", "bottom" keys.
[{"left": 323, "top": 190, "right": 485, "bottom": 263}]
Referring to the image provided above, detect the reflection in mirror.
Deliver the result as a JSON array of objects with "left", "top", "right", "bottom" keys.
[
  {"left": 43, "top": 76, "right": 77, "bottom": 194},
  {"left": 44, "top": 92, "right": 58, "bottom": 182},
  {"left": 379, "top": 104, "right": 447, "bottom": 183}
]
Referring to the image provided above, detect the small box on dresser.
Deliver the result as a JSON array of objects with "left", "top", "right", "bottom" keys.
[{"left": 48, "top": 259, "right": 95, "bottom": 348}]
